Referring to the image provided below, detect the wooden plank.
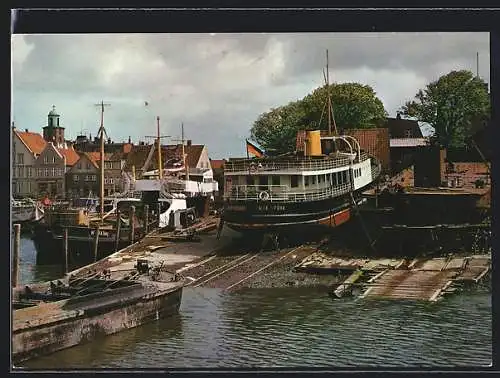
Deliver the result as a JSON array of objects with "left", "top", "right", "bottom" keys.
[{"left": 333, "top": 270, "right": 364, "bottom": 298}]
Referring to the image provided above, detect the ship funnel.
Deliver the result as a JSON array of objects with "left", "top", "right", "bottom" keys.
[{"left": 305, "top": 130, "right": 322, "bottom": 157}]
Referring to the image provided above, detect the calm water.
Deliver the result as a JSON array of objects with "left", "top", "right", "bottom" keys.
[{"left": 16, "top": 236, "right": 492, "bottom": 369}]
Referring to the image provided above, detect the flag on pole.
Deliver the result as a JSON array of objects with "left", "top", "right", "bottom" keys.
[{"left": 246, "top": 139, "right": 264, "bottom": 158}]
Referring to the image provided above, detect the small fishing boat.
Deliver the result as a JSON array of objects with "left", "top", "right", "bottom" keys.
[{"left": 11, "top": 198, "right": 45, "bottom": 224}]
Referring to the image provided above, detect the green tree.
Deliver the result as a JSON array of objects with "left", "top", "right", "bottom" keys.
[
  {"left": 250, "top": 83, "right": 387, "bottom": 155},
  {"left": 400, "top": 70, "right": 490, "bottom": 149}
]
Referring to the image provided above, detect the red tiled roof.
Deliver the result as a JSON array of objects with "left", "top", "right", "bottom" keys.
[
  {"left": 123, "top": 143, "right": 132, "bottom": 154},
  {"left": 15, "top": 130, "right": 47, "bottom": 155},
  {"left": 80, "top": 152, "right": 99, "bottom": 169},
  {"left": 57, "top": 147, "right": 80, "bottom": 166},
  {"left": 185, "top": 145, "right": 204, "bottom": 168},
  {"left": 86, "top": 151, "right": 114, "bottom": 162},
  {"left": 148, "top": 144, "right": 205, "bottom": 171},
  {"left": 124, "top": 144, "right": 154, "bottom": 171},
  {"left": 210, "top": 159, "right": 226, "bottom": 169}
]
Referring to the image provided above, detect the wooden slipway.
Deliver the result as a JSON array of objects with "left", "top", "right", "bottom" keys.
[
  {"left": 295, "top": 253, "right": 490, "bottom": 302},
  {"left": 360, "top": 254, "right": 490, "bottom": 302}
]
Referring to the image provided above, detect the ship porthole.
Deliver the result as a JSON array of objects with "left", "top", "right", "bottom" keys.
[{"left": 259, "top": 191, "right": 270, "bottom": 201}]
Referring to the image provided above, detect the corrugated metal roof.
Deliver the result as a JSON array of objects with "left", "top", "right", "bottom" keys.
[{"left": 390, "top": 138, "right": 429, "bottom": 148}]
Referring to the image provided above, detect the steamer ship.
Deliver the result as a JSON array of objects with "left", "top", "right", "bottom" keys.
[
  {"left": 220, "top": 50, "right": 381, "bottom": 235},
  {"left": 222, "top": 131, "right": 381, "bottom": 233}
]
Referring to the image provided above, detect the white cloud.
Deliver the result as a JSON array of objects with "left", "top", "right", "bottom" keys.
[{"left": 12, "top": 32, "right": 490, "bottom": 158}]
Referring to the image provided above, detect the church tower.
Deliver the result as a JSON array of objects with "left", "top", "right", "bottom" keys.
[{"left": 43, "top": 105, "right": 65, "bottom": 147}]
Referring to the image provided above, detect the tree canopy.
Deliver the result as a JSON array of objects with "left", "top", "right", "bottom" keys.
[
  {"left": 250, "top": 83, "right": 387, "bottom": 155},
  {"left": 400, "top": 70, "right": 490, "bottom": 149}
]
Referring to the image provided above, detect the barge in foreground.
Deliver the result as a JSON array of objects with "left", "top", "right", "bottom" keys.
[
  {"left": 12, "top": 262, "right": 184, "bottom": 363},
  {"left": 222, "top": 130, "right": 381, "bottom": 234}
]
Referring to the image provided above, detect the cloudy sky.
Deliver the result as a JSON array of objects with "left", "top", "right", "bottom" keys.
[{"left": 12, "top": 32, "right": 489, "bottom": 158}]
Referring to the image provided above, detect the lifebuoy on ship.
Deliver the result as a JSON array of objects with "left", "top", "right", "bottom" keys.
[{"left": 259, "top": 191, "right": 270, "bottom": 201}]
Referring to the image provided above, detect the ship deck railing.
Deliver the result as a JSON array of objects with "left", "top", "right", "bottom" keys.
[
  {"left": 225, "top": 183, "right": 353, "bottom": 202},
  {"left": 224, "top": 152, "right": 369, "bottom": 174}
]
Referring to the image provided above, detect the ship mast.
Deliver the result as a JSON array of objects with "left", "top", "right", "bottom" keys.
[
  {"left": 157, "top": 116, "right": 162, "bottom": 180},
  {"left": 145, "top": 116, "right": 170, "bottom": 179},
  {"left": 325, "top": 49, "right": 338, "bottom": 136},
  {"left": 95, "top": 100, "right": 111, "bottom": 222},
  {"left": 181, "top": 123, "right": 189, "bottom": 181}
]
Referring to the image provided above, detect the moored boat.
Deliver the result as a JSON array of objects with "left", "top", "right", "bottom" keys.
[
  {"left": 11, "top": 198, "right": 44, "bottom": 224},
  {"left": 12, "top": 265, "right": 184, "bottom": 363}
]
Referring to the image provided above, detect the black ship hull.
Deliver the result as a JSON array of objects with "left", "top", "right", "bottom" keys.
[
  {"left": 223, "top": 194, "right": 354, "bottom": 233},
  {"left": 32, "top": 223, "right": 143, "bottom": 267}
]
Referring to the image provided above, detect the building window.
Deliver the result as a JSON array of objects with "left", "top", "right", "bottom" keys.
[
  {"left": 73, "top": 175, "right": 79, "bottom": 182},
  {"left": 109, "top": 178, "right": 114, "bottom": 184},
  {"left": 85, "top": 175, "right": 90, "bottom": 181},
  {"left": 271, "top": 176, "right": 280, "bottom": 186},
  {"left": 77, "top": 163, "right": 81, "bottom": 169},
  {"left": 305, "top": 176, "right": 309, "bottom": 187},
  {"left": 44, "top": 156, "right": 49, "bottom": 164},
  {"left": 312, "top": 176, "right": 316, "bottom": 185},
  {"left": 52, "top": 167, "right": 56, "bottom": 177},
  {"left": 92, "top": 175, "right": 97, "bottom": 182},
  {"left": 44, "top": 168, "right": 49, "bottom": 177},
  {"left": 86, "top": 163, "right": 91, "bottom": 170},
  {"left": 52, "top": 156, "right": 56, "bottom": 163},
  {"left": 27, "top": 167, "right": 32, "bottom": 177},
  {"left": 290, "top": 176, "right": 299, "bottom": 188},
  {"left": 17, "top": 153, "right": 24, "bottom": 165},
  {"left": 246, "top": 176, "right": 254, "bottom": 185},
  {"left": 404, "top": 129, "right": 412, "bottom": 138},
  {"left": 18, "top": 182, "right": 22, "bottom": 193},
  {"left": 18, "top": 167, "right": 23, "bottom": 177}
]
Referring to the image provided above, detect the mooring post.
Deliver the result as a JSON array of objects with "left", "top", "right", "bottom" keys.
[
  {"left": 64, "top": 227, "right": 69, "bottom": 274},
  {"left": 93, "top": 225, "right": 100, "bottom": 262},
  {"left": 157, "top": 203, "right": 161, "bottom": 229},
  {"left": 130, "top": 206, "right": 136, "bottom": 243},
  {"left": 144, "top": 204, "right": 149, "bottom": 235},
  {"left": 12, "top": 223, "right": 21, "bottom": 287},
  {"left": 115, "top": 209, "right": 121, "bottom": 252}
]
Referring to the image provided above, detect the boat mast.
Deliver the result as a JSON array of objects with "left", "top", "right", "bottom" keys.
[
  {"left": 325, "top": 49, "right": 338, "bottom": 136},
  {"left": 326, "top": 50, "right": 332, "bottom": 135},
  {"left": 95, "top": 100, "right": 111, "bottom": 222},
  {"left": 181, "top": 123, "right": 189, "bottom": 181},
  {"left": 157, "top": 116, "right": 162, "bottom": 180}
]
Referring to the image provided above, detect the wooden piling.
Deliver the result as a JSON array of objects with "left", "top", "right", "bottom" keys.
[
  {"left": 93, "top": 226, "right": 100, "bottom": 262},
  {"left": 144, "top": 204, "right": 149, "bottom": 234},
  {"left": 64, "top": 227, "right": 69, "bottom": 273},
  {"left": 114, "top": 209, "right": 121, "bottom": 252},
  {"left": 12, "top": 223, "right": 21, "bottom": 287},
  {"left": 130, "top": 206, "right": 136, "bottom": 243}
]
